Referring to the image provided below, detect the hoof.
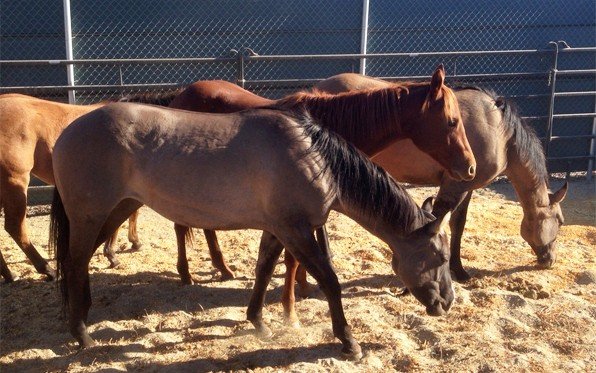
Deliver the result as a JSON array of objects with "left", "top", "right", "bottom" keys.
[
  {"left": 255, "top": 325, "right": 273, "bottom": 340},
  {"left": 220, "top": 270, "right": 235, "bottom": 281},
  {"left": 130, "top": 242, "right": 142, "bottom": 252},
  {"left": 42, "top": 267, "right": 57, "bottom": 282},
  {"left": 452, "top": 268, "right": 472, "bottom": 282},
  {"left": 3, "top": 275, "right": 19, "bottom": 284},
  {"left": 108, "top": 259, "right": 121, "bottom": 269},
  {"left": 341, "top": 344, "right": 363, "bottom": 361},
  {"left": 395, "top": 287, "right": 410, "bottom": 296},
  {"left": 283, "top": 317, "right": 301, "bottom": 329},
  {"left": 180, "top": 276, "right": 196, "bottom": 285},
  {"left": 78, "top": 336, "right": 97, "bottom": 349}
]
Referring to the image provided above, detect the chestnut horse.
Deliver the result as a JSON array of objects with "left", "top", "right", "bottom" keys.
[
  {"left": 50, "top": 102, "right": 454, "bottom": 358},
  {"left": 315, "top": 74, "right": 567, "bottom": 280},
  {"left": 0, "top": 92, "right": 183, "bottom": 282}
]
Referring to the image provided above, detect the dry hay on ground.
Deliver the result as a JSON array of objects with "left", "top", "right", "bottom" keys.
[{"left": 1, "top": 180, "right": 595, "bottom": 372}]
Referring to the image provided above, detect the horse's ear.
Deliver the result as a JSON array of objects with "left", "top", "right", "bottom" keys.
[
  {"left": 425, "top": 212, "right": 451, "bottom": 235},
  {"left": 429, "top": 64, "right": 446, "bottom": 100},
  {"left": 421, "top": 196, "right": 434, "bottom": 213},
  {"left": 549, "top": 182, "right": 568, "bottom": 205}
]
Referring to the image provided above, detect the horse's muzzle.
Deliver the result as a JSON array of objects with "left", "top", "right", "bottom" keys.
[
  {"left": 425, "top": 299, "right": 451, "bottom": 316},
  {"left": 532, "top": 242, "right": 557, "bottom": 269}
]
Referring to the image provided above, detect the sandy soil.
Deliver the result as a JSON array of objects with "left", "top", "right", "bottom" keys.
[{"left": 1, "top": 179, "right": 595, "bottom": 372}]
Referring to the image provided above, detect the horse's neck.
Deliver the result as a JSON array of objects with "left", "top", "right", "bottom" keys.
[
  {"left": 504, "top": 150, "right": 550, "bottom": 212},
  {"left": 333, "top": 196, "right": 425, "bottom": 248},
  {"left": 305, "top": 90, "right": 407, "bottom": 155}
]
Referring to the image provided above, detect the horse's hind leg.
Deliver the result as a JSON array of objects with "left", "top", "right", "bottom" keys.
[
  {"left": 102, "top": 231, "right": 120, "bottom": 268},
  {"left": 203, "top": 229, "right": 235, "bottom": 280},
  {"left": 1, "top": 169, "right": 55, "bottom": 280},
  {"left": 247, "top": 231, "right": 284, "bottom": 338},
  {"left": 127, "top": 209, "right": 142, "bottom": 251},
  {"left": 65, "top": 219, "right": 105, "bottom": 348},
  {"left": 0, "top": 250, "right": 18, "bottom": 283},
  {"left": 66, "top": 199, "right": 142, "bottom": 347}
]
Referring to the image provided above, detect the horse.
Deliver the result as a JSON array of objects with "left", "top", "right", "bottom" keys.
[
  {"left": 49, "top": 102, "right": 454, "bottom": 359},
  {"left": 314, "top": 73, "right": 567, "bottom": 281},
  {"left": 0, "top": 91, "right": 182, "bottom": 283},
  {"left": 0, "top": 94, "right": 124, "bottom": 281},
  {"left": 130, "top": 66, "right": 475, "bottom": 327}
]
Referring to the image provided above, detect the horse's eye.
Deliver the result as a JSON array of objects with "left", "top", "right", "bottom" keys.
[{"left": 448, "top": 119, "right": 457, "bottom": 127}]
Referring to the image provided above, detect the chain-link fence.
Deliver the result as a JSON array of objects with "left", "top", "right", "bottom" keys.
[{"left": 1, "top": 0, "right": 595, "bottom": 204}]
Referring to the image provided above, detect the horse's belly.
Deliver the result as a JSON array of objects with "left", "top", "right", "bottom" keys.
[
  {"left": 372, "top": 140, "right": 444, "bottom": 186},
  {"left": 129, "top": 167, "right": 267, "bottom": 230}
]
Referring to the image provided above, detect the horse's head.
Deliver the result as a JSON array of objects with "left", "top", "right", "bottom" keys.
[
  {"left": 520, "top": 182, "right": 567, "bottom": 268},
  {"left": 391, "top": 198, "right": 454, "bottom": 316},
  {"left": 406, "top": 65, "right": 476, "bottom": 182}
]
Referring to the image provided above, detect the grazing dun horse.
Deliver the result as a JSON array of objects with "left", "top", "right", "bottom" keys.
[
  {"left": 50, "top": 103, "right": 454, "bottom": 359},
  {"left": 315, "top": 73, "right": 567, "bottom": 280}
]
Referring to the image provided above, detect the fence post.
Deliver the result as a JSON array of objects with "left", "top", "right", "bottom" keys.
[
  {"left": 359, "top": 0, "right": 370, "bottom": 75},
  {"left": 588, "top": 98, "right": 596, "bottom": 180},
  {"left": 62, "top": 0, "right": 76, "bottom": 103},
  {"left": 545, "top": 41, "right": 560, "bottom": 157}
]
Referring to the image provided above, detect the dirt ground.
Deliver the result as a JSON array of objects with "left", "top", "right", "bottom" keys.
[{"left": 1, "top": 178, "right": 594, "bottom": 372}]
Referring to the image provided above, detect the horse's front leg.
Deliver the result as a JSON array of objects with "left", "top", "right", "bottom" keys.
[
  {"left": 282, "top": 250, "right": 300, "bottom": 327},
  {"left": 281, "top": 227, "right": 362, "bottom": 360},
  {"left": 296, "top": 226, "right": 331, "bottom": 298},
  {"left": 127, "top": 209, "right": 142, "bottom": 251},
  {"left": 433, "top": 187, "right": 472, "bottom": 282},
  {"left": 203, "top": 229, "right": 235, "bottom": 280},
  {"left": 174, "top": 224, "right": 195, "bottom": 285}
]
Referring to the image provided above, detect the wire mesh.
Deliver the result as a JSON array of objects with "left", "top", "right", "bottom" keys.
[{"left": 0, "top": 0, "right": 594, "bottom": 182}]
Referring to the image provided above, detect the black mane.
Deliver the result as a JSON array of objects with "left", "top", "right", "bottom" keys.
[
  {"left": 454, "top": 85, "right": 549, "bottom": 186},
  {"left": 297, "top": 112, "right": 427, "bottom": 235}
]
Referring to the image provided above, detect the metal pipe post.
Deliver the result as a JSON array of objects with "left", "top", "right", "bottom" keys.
[
  {"left": 62, "top": 0, "right": 76, "bottom": 103},
  {"left": 359, "top": 0, "right": 370, "bottom": 74},
  {"left": 588, "top": 95, "right": 596, "bottom": 180},
  {"left": 545, "top": 41, "right": 560, "bottom": 156}
]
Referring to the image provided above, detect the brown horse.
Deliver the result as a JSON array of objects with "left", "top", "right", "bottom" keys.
[
  {"left": 110, "top": 67, "right": 474, "bottom": 327},
  {"left": 0, "top": 94, "right": 139, "bottom": 282},
  {"left": 50, "top": 102, "right": 454, "bottom": 358},
  {"left": 315, "top": 73, "right": 567, "bottom": 280}
]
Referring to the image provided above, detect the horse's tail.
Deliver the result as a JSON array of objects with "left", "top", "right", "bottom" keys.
[
  {"left": 185, "top": 227, "right": 195, "bottom": 249},
  {"left": 49, "top": 188, "right": 70, "bottom": 310},
  {"left": 118, "top": 86, "right": 186, "bottom": 107}
]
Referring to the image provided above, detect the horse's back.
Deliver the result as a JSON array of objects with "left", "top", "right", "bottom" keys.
[
  {"left": 315, "top": 73, "right": 391, "bottom": 94},
  {"left": 53, "top": 102, "right": 328, "bottom": 229},
  {"left": 0, "top": 94, "right": 97, "bottom": 182},
  {"left": 170, "top": 80, "right": 273, "bottom": 113}
]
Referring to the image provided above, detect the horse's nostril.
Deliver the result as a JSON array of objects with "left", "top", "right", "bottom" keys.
[{"left": 468, "top": 165, "right": 476, "bottom": 176}]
